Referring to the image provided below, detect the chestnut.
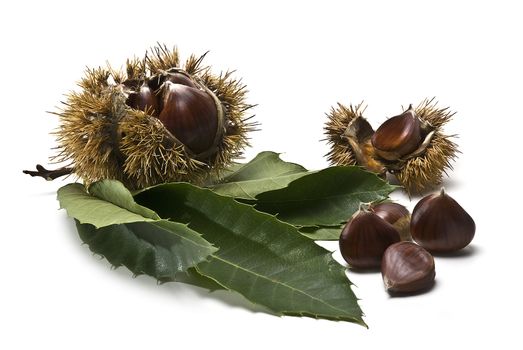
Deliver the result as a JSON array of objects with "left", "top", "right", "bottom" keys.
[
  {"left": 159, "top": 81, "right": 219, "bottom": 155},
  {"left": 126, "top": 84, "right": 159, "bottom": 116},
  {"left": 372, "top": 202, "right": 411, "bottom": 241},
  {"left": 381, "top": 241, "right": 435, "bottom": 293},
  {"left": 371, "top": 105, "right": 422, "bottom": 161},
  {"left": 411, "top": 188, "right": 475, "bottom": 252},
  {"left": 339, "top": 204, "right": 400, "bottom": 269}
]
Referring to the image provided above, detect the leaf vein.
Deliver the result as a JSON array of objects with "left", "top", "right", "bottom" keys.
[{"left": 210, "top": 255, "right": 352, "bottom": 316}]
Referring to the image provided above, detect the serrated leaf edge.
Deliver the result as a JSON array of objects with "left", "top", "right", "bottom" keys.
[
  {"left": 187, "top": 188, "right": 366, "bottom": 325},
  {"left": 193, "top": 253, "right": 367, "bottom": 326},
  {"left": 76, "top": 220, "right": 218, "bottom": 282}
]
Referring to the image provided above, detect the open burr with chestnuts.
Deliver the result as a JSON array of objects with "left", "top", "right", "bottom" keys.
[
  {"left": 325, "top": 99, "right": 458, "bottom": 194},
  {"left": 23, "top": 44, "right": 257, "bottom": 189}
]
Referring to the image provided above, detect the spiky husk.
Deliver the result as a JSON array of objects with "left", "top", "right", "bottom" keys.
[
  {"left": 395, "top": 132, "right": 458, "bottom": 193},
  {"left": 395, "top": 98, "right": 458, "bottom": 193},
  {"left": 324, "top": 102, "right": 386, "bottom": 175},
  {"left": 324, "top": 98, "right": 458, "bottom": 194},
  {"left": 53, "top": 44, "right": 256, "bottom": 189},
  {"left": 324, "top": 102, "right": 366, "bottom": 166},
  {"left": 415, "top": 97, "right": 455, "bottom": 129}
]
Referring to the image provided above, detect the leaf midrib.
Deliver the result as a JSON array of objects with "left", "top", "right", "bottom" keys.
[
  {"left": 215, "top": 172, "right": 309, "bottom": 186},
  {"left": 64, "top": 186, "right": 210, "bottom": 249},
  {"left": 207, "top": 254, "right": 356, "bottom": 318},
  {"left": 221, "top": 152, "right": 306, "bottom": 181},
  {"left": 151, "top": 221, "right": 216, "bottom": 249},
  {"left": 60, "top": 186, "right": 155, "bottom": 225},
  {"left": 257, "top": 189, "right": 391, "bottom": 205}
]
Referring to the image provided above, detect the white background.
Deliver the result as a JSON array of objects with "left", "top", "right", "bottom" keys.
[{"left": 1, "top": 0, "right": 521, "bottom": 349}]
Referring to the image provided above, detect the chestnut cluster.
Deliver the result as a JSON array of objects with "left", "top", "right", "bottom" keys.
[
  {"left": 339, "top": 189, "right": 475, "bottom": 294},
  {"left": 325, "top": 99, "right": 458, "bottom": 194}
]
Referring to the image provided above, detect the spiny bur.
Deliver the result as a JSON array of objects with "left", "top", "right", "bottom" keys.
[
  {"left": 25, "top": 44, "right": 257, "bottom": 189},
  {"left": 324, "top": 98, "right": 458, "bottom": 194}
]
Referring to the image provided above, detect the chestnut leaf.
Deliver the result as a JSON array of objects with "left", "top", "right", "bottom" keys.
[
  {"left": 58, "top": 180, "right": 160, "bottom": 227},
  {"left": 57, "top": 181, "right": 217, "bottom": 279},
  {"left": 298, "top": 225, "right": 345, "bottom": 240},
  {"left": 254, "top": 166, "right": 396, "bottom": 227},
  {"left": 135, "top": 183, "right": 366, "bottom": 325},
  {"left": 210, "top": 151, "right": 308, "bottom": 200},
  {"left": 209, "top": 152, "right": 395, "bottom": 239},
  {"left": 74, "top": 221, "right": 218, "bottom": 282}
]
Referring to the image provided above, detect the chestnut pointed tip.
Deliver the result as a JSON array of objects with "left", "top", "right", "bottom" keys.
[
  {"left": 358, "top": 202, "right": 372, "bottom": 212},
  {"left": 411, "top": 189, "right": 475, "bottom": 252}
]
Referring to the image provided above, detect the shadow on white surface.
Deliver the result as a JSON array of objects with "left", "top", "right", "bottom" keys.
[
  {"left": 386, "top": 280, "right": 438, "bottom": 298},
  {"left": 348, "top": 267, "right": 381, "bottom": 274},
  {"left": 59, "top": 215, "right": 275, "bottom": 316},
  {"left": 431, "top": 244, "right": 479, "bottom": 259},
  {"left": 386, "top": 173, "right": 463, "bottom": 201}
]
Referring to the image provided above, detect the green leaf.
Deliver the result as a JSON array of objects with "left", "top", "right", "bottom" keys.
[
  {"left": 299, "top": 225, "right": 344, "bottom": 240},
  {"left": 220, "top": 151, "right": 307, "bottom": 182},
  {"left": 175, "top": 268, "right": 226, "bottom": 292},
  {"left": 210, "top": 151, "right": 309, "bottom": 200},
  {"left": 75, "top": 221, "right": 216, "bottom": 281},
  {"left": 254, "top": 166, "right": 396, "bottom": 227},
  {"left": 57, "top": 180, "right": 159, "bottom": 228},
  {"left": 210, "top": 155, "right": 395, "bottom": 239},
  {"left": 136, "top": 183, "right": 365, "bottom": 325},
  {"left": 59, "top": 181, "right": 217, "bottom": 278}
]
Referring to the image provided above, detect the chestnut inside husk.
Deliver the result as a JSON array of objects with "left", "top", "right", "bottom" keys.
[
  {"left": 24, "top": 44, "right": 257, "bottom": 189},
  {"left": 325, "top": 99, "right": 458, "bottom": 194},
  {"left": 124, "top": 69, "right": 225, "bottom": 158}
]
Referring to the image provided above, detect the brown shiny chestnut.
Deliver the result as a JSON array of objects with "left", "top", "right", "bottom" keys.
[
  {"left": 126, "top": 84, "right": 159, "bottom": 116},
  {"left": 339, "top": 204, "right": 401, "bottom": 269},
  {"left": 372, "top": 202, "right": 411, "bottom": 241},
  {"left": 382, "top": 241, "right": 435, "bottom": 293},
  {"left": 411, "top": 188, "right": 475, "bottom": 252},
  {"left": 159, "top": 81, "right": 219, "bottom": 155},
  {"left": 165, "top": 72, "right": 198, "bottom": 88},
  {"left": 371, "top": 105, "right": 422, "bottom": 161}
]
